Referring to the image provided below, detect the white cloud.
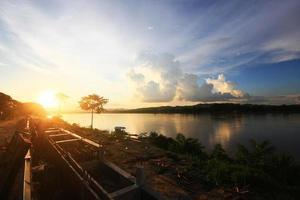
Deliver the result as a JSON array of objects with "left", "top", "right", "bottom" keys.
[
  {"left": 177, "top": 73, "right": 248, "bottom": 102},
  {"left": 129, "top": 53, "right": 248, "bottom": 103},
  {"left": 1, "top": 0, "right": 299, "bottom": 106},
  {"left": 206, "top": 74, "right": 247, "bottom": 98},
  {"left": 0, "top": 0, "right": 139, "bottom": 76},
  {"left": 177, "top": 74, "right": 214, "bottom": 101},
  {"left": 140, "top": 80, "right": 176, "bottom": 102},
  {"left": 147, "top": 26, "right": 154, "bottom": 30},
  {"left": 127, "top": 70, "right": 145, "bottom": 84},
  {"left": 128, "top": 53, "right": 181, "bottom": 102}
]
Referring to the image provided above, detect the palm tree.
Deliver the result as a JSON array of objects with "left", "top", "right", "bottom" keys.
[
  {"left": 211, "top": 144, "right": 229, "bottom": 161},
  {"left": 174, "top": 133, "right": 205, "bottom": 156},
  {"left": 249, "top": 139, "right": 274, "bottom": 167},
  {"left": 79, "top": 94, "right": 108, "bottom": 129},
  {"left": 235, "top": 143, "right": 251, "bottom": 165},
  {"left": 236, "top": 139, "right": 274, "bottom": 167}
]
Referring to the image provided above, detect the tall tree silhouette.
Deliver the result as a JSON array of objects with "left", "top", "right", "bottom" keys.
[{"left": 79, "top": 94, "right": 108, "bottom": 129}]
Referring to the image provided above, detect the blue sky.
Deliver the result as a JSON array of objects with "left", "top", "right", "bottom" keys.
[
  {"left": 0, "top": 0, "right": 299, "bottom": 108},
  {"left": 230, "top": 60, "right": 300, "bottom": 96}
]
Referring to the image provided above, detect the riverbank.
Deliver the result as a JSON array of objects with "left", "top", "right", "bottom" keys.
[
  {"left": 1, "top": 116, "right": 299, "bottom": 199},
  {"left": 62, "top": 112, "right": 300, "bottom": 160},
  {"left": 49, "top": 118, "right": 240, "bottom": 199},
  {"left": 51, "top": 117, "right": 300, "bottom": 199}
]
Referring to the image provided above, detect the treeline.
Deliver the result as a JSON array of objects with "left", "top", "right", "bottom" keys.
[
  {"left": 140, "top": 132, "right": 300, "bottom": 199},
  {"left": 0, "top": 92, "right": 46, "bottom": 120},
  {"left": 109, "top": 103, "right": 300, "bottom": 114}
]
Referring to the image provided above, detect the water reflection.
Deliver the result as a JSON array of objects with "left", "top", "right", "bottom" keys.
[
  {"left": 209, "top": 115, "right": 243, "bottom": 150},
  {"left": 62, "top": 113, "right": 300, "bottom": 159}
]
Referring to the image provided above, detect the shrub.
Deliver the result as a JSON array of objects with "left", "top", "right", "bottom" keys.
[
  {"left": 143, "top": 133, "right": 300, "bottom": 198},
  {"left": 211, "top": 144, "right": 230, "bottom": 161}
]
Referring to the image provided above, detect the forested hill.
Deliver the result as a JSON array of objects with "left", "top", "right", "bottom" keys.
[
  {"left": 108, "top": 103, "right": 300, "bottom": 114},
  {"left": 0, "top": 92, "right": 46, "bottom": 120}
]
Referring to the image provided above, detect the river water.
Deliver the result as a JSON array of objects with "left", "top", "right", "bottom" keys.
[{"left": 62, "top": 113, "right": 300, "bottom": 159}]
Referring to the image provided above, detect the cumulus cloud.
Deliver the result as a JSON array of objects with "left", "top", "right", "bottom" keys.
[
  {"left": 140, "top": 81, "right": 176, "bottom": 102},
  {"left": 127, "top": 69, "right": 145, "bottom": 84},
  {"left": 177, "top": 74, "right": 214, "bottom": 101},
  {"left": 129, "top": 52, "right": 249, "bottom": 103},
  {"left": 206, "top": 74, "right": 247, "bottom": 98},
  {"left": 177, "top": 73, "right": 249, "bottom": 102},
  {"left": 129, "top": 53, "right": 181, "bottom": 102}
]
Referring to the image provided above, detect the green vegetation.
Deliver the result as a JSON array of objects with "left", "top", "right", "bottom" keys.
[
  {"left": 79, "top": 94, "right": 108, "bottom": 129},
  {"left": 145, "top": 132, "right": 207, "bottom": 158},
  {"left": 110, "top": 103, "right": 300, "bottom": 114},
  {"left": 140, "top": 132, "right": 300, "bottom": 198}
]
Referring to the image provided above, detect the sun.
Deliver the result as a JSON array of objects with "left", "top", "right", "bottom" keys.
[{"left": 37, "top": 90, "right": 58, "bottom": 109}]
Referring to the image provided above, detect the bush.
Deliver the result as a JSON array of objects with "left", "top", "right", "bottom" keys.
[
  {"left": 147, "top": 132, "right": 207, "bottom": 158},
  {"left": 143, "top": 132, "right": 300, "bottom": 198},
  {"left": 211, "top": 144, "right": 230, "bottom": 161}
]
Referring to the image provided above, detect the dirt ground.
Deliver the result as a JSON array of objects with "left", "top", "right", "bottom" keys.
[{"left": 0, "top": 118, "right": 22, "bottom": 147}]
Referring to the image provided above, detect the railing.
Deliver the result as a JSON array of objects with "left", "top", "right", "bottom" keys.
[
  {"left": 46, "top": 128, "right": 147, "bottom": 200},
  {"left": 59, "top": 128, "right": 100, "bottom": 148},
  {"left": 23, "top": 150, "right": 31, "bottom": 200},
  {"left": 48, "top": 136, "right": 109, "bottom": 199},
  {"left": 23, "top": 118, "right": 32, "bottom": 200}
]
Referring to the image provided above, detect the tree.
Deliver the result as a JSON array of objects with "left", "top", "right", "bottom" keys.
[
  {"left": 0, "top": 92, "right": 19, "bottom": 119},
  {"left": 211, "top": 144, "right": 230, "bottom": 161},
  {"left": 235, "top": 139, "right": 274, "bottom": 168},
  {"left": 171, "top": 133, "right": 205, "bottom": 156},
  {"left": 249, "top": 139, "right": 274, "bottom": 168},
  {"left": 79, "top": 94, "right": 108, "bottom": 129}
]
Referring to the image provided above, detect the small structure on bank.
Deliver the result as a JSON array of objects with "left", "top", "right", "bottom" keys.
[
  {"left": 113, "top": 127, "right": 128, "bottom": 138},
  {"left": 114, "top": 126, "right": 126, "bottom": 133}
]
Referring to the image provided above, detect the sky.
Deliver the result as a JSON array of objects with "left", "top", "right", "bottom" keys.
[{"left": 0, "top": 0, "right": 300, "bottom": 110}]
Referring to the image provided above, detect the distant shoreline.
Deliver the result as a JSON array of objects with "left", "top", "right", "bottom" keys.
[{"left": 64, "top": 103, "right": 300, "bottom": 114}]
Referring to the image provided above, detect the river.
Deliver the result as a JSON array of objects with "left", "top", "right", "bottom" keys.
[{"left": 62, "top": 113, "right": 300, "bottom": 159}]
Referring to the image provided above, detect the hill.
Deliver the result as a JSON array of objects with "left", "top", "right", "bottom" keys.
[
  {"left": 108, "top": 103, "right": 300, "bottom": 114},
  {"left": 0, "top": 92, "right": 46, "bottom": 119}
]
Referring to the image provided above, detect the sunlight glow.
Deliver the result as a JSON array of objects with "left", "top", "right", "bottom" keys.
[
  {"left": 47, "top": 115, "right": 53, "bottom": 119},
  {"left": 37, "top": 90, "right": 58, "bottom": 109}
]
